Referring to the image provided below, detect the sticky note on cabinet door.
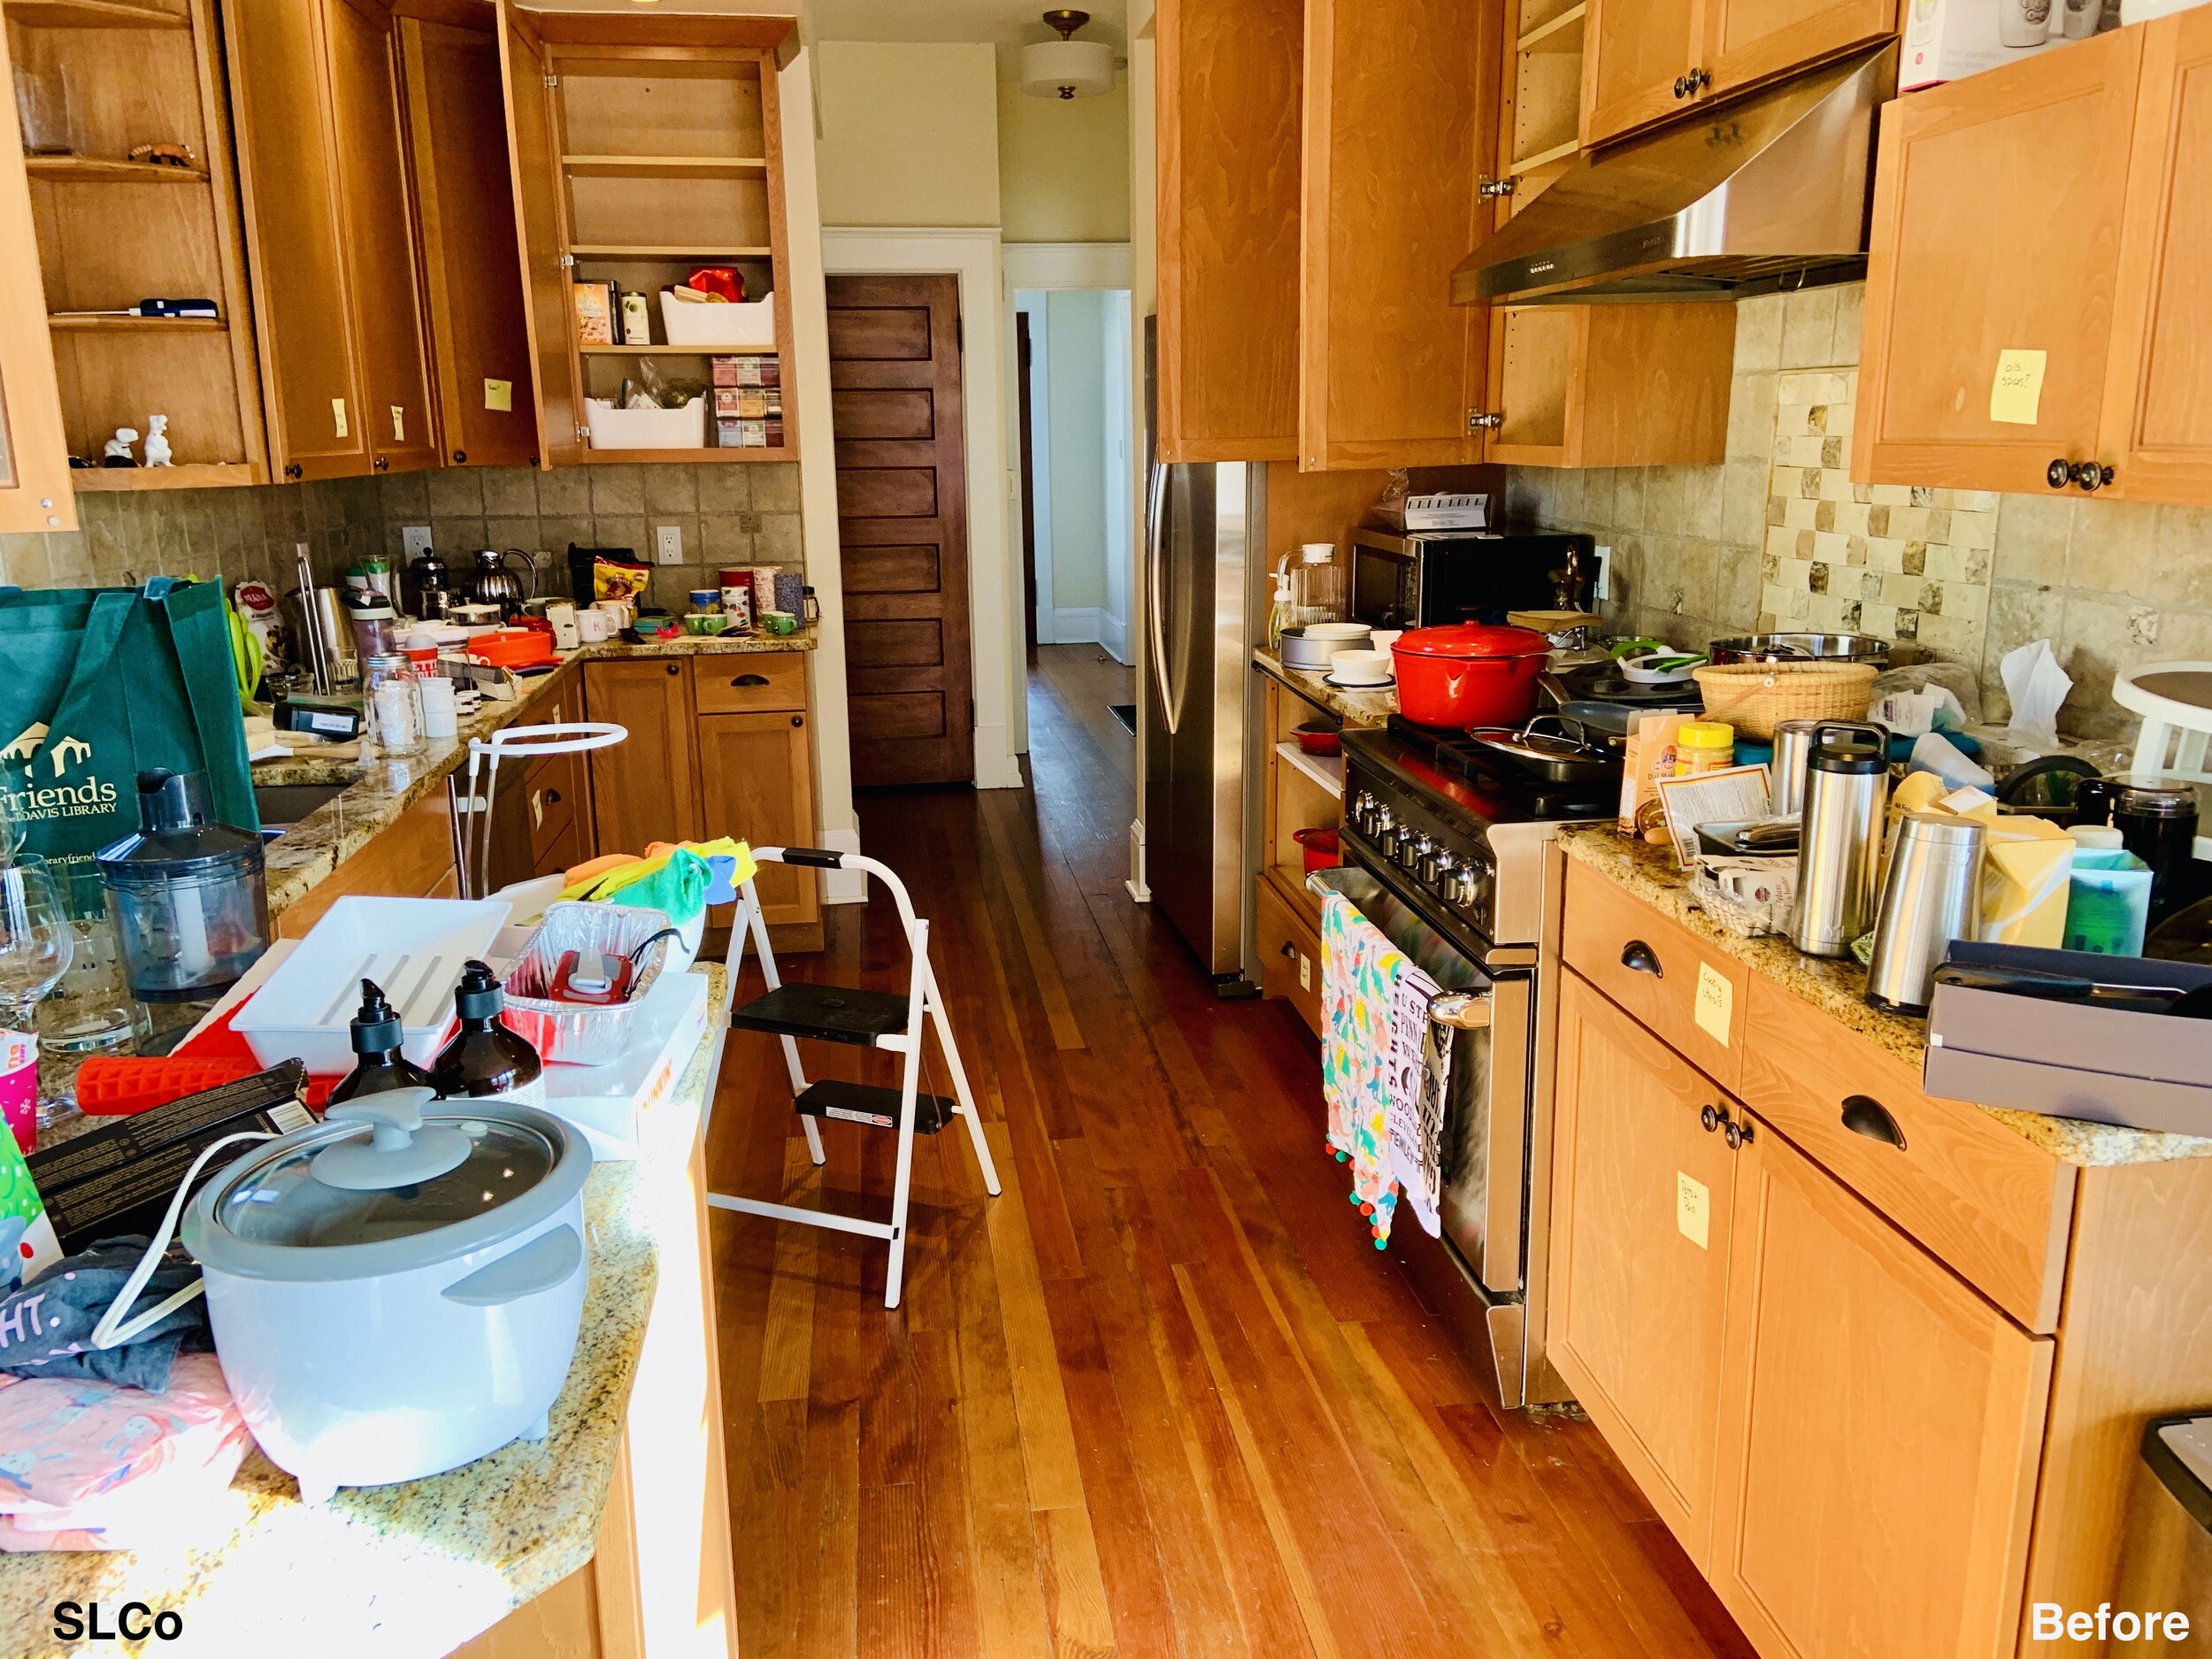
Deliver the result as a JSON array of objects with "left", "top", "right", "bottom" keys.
[
  {"left": 1676, "top": 1171, "right": 1710, "bottom": 1250},
  {"left": 1299, "top": 954, "right": 1311, "bottom": 993},
  {"left": 485, "top": 379, "right": 513, "bottom": 412},
  {"left": 1989, "top": 349, "right": 2047, "bottom": 426},
  {"left": 331, "top": 397, "right": 349, "bottom": 439},
  {"left": 1694, "top": 961, "right": 1733, "bottom": 1045},
  {"left": 390, "top": 405, "right": 406, "bottom": 442}
]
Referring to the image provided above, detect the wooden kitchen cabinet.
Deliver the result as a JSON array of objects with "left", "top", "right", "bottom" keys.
[
  {"left": 1581, "top": 0, "right": 1701, "bottom": 146},
  {"left": 0, "top": 20, "right": 72, "bottom": 534},
  {"left": 1154, "top": 0, "right": 1303, "bottom": 462},
  {"left": 1299, "top": 0, "right": 1501, "bottom": 471},
  {"left": 698, "top": 710, "right": 818, "bottom": 932},
  {"left": 1701, "top": 0, "right": 1895, "bottom": 108},
  {"left": 587, "top": 658, "right": 702, "bottom": 855},
  {"left": 1709, "top": 1120, "right": 2053, "bottom": 1659},
  {"left": 1549, "top": 972, "right": 1738, "bottom": 1555},
  {"left": 1484, "top": 302, "right": 1733, "bottom": 467}
]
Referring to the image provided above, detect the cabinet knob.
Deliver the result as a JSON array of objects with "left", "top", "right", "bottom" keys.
[
  {"left": 1839, "top": 1094, "right": 1907, "bottom": 1149},
  {"left": 1620, "top": 939, "right": 1663, "bottom": 978},
  {"left": 373, "top": 457, "right": 390, "bottom": 472},
  {"left": 1722, "top": 1113, "right": 1752, "bottom": 1151},
  {"left": 2046, "top": 457, "right": 2073, "bottom": 490},
  {"left": 666, "top": 663, "right": 680, "bottom": 676},
  {"left": 791, "top": 715, "right": 804, "bottom": 728},
  {"left": 452, "top": 449, "right": 467, "bottom": 465},
  {"left": 2071, "top": 461, "right": 2116, "bottom": 493},
  {"left": 1700, "top": 1103, "right": 1721, "bottom": 1133},
  {"left": 1688, "top": 66, "right": 1711, "bottom": 91},
  {"left": 284, "top": 463, "right": 303, "bottom": 480},
  {"left": 1674, "top": 73, "right": 1692, "bottom": 97}
]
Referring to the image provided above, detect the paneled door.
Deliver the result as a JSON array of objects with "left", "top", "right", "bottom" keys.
[
  {"left": 0, "top": 19, "right": 71, "bottom": 534},
  {"left": 825, "top": 273, "right": 974, "bottom": 787}
]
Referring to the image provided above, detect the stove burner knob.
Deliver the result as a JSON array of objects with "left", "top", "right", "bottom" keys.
[
  {"left": 1399, "top": 834, "right": 1432, "bottom": 874},
  {"left": 1450, "top": 868, "right": 1483, "bottom": 908},
  {"left": 1427, "top": 849, "right": 1455, "bottom": 887}
]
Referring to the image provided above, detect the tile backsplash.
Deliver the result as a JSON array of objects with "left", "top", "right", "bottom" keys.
[{"left": 1506, "top": 281, "right": 2212, "bottom": 744}]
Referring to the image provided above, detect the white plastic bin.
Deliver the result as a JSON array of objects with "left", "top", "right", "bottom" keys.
[
  {"left": 585, "top": 396, "right": 708, "bottom": 450},
  {"left": 659, "top": 288, "right": 775, "bottom": 349}
]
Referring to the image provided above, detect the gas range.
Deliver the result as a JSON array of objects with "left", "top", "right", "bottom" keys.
[{"left": 1339, "top": 719, "right": 1611, "bottom": 961}]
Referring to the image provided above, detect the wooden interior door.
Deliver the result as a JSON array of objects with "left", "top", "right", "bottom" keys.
[
  {"left": 585, "top": 659, "right": 701, "bottom": 855},
  {"left": 1549, "top": 972, "right": 1738, "bottom": 1559},
  {"left": 398, "top": 12, "right": 538, "bottom": 468},
  {"left": 0, "top": 24, "right": 72, "bottom": 535},
  {"left": 1710, "top": 1121, "right": 2053, "bottom": 1659},
  {"left": 1582, "top": 0, "right": 1704, "bottom": 146},
  {"left": 1155, "top": 0, "right": 1302, "bottom": 462},
  {"left": 493, "top": 0, "right": 581, "bottom": 470},
  {"left": 1855, "top": 27, "right": 2145, "bottom": 494},
  {"left": 326, "top": 0, "right": 440, "bottom": 475},
  {"left": 1299, "top": 0, "right": 1498, "bottom": 471},
  {"left": 825, "top": 273, "right": 974, "bottom": 787},
  {"left": 698, "top": 710, "right": 818, "bottom": 930},
  {"left": 1701, "top": 0, "right": 1895, "bottom": 105},
  {"left": 224, "top": 0, "right": 372, "bottom": 480},
  {"left": 2102, "top": 7, "right": 2212, "bottom": 506}
]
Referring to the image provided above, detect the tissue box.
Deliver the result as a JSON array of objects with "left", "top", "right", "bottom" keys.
[{"left": 1901, "top": 0, "right": 2057, "bottom": 91}]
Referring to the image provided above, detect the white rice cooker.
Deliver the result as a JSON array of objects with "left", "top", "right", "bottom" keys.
[{"left": 181, "top": 1087, "right": 590, "bottom": 1504}]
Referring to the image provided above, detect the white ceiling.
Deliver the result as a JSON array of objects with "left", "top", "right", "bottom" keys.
[{"left": 805, "top": 0, "right": 1127, "bottom": 52}]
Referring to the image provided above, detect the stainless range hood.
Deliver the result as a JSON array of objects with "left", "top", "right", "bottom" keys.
[{"left": 1455, "top": 43, "right": 1897, "bottom": 305}]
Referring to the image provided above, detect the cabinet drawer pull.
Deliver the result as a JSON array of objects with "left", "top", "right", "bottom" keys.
[
  {"left": 1620, "top": 939, "right": 1663, "bottom": 977},
  {"left": 545, "top": 789, "right": 561, "bottom": 806},
  {"left": 1840, "top": 1094, "right": 1907, "bottom": 1149},
  {"left": 665, "top": 663, "right": 680, "bottom": 676},
  {"left": 1701, "top": 1104, "right": 1721, "bottom": 1133},
  {"left": 1279, "top": 941, "right": 1297, "bottom": 959},
  {"left": 733, "top": 673, "right": 770, "bottom": 687},
  {"left": 1723, "top": 1114, "right": 1752, "bottom": 1151},
  {"left": 791, "top": 715, "right": 804, "bottom": 728}
]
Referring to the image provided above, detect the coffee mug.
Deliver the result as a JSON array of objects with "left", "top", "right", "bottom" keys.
[
  {"left": 576, "top": 609, "right": 613, "bottom": 642},
  {"left": 761, "top": 610, "right": 797, "bottom": 636},
  {"left": 687, "top": 588, "right": 719, "bottom": 613}
]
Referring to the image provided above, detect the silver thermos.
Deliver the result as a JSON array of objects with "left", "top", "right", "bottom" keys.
[
  {"left": 1791, "top": 720, "right": 1890, "bottom": 958},
  {"left": 1864, "top": 810, "right": 1985, "bottom": 1013},
  {"left": 1770, "top": 718, "right": 1822, "bottom": 819}
]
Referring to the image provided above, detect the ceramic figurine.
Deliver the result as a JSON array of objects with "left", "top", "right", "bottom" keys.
[
  {"left": 101, "top": 427, "right": 139, "bottom": 468},
  {"left": 143, "top": 415, "right": 173, "bottom": 467}
]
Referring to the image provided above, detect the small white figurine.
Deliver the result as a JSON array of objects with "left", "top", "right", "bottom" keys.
[
  {"left": 142, "top": 415, "right": 173, "bottom": 467},
  {"left": 101, "top": 426, "right": 139, "bottom": 467}
]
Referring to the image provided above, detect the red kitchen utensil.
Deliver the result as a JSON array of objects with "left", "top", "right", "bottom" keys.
[
  {"left": 1392, "top": 623, "right": 1551, "bottom": 729},
  {"left": 1292, "top": 721, "right": 1342, "bottom": 757},
  {"left": 1294, "top": 826, "right": 1341, "bottom": 874},
  {"left": 74, "top": 1056, "right": 337, "bottom": 1115}
]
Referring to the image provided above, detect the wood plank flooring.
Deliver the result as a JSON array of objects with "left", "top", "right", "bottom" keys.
[{"left": 708, "top": 646, "right": 1754, "bottom": 1659}]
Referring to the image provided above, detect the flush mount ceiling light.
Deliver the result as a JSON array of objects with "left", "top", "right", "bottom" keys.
[{"left": 1020, "top": 9, "right": 1113, "bottom": 100}]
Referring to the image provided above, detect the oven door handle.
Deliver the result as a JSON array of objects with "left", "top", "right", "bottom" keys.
[{"left": 1429, "top": 990, "right": 1492, "bottom": 1031}]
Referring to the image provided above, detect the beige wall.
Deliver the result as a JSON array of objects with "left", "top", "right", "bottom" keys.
[
  {"left": 812, "top": 42, "right": 1001, "bottom": 228},
  {"left": 998, "top": 73, "right": 1131, "bottom": 242}
]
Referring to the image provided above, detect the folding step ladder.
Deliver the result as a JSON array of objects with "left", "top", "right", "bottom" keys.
[{"left": 703, "top": 847, "right": 1001, "bottom": 1309}]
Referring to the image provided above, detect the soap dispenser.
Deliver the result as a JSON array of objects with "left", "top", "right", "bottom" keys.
[
  {"left": 429, "top": 961, "right": 544, "bottom": 1105},
  {"left": 328, "top": 979, "right": 435, "bottom": 1105}
]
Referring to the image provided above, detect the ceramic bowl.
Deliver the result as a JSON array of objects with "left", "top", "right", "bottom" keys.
[{"left": 1328, "top": 649, "right": 1392, "bottom": 685}]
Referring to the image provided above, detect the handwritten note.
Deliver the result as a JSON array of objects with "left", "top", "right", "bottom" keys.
[
  {"left": 1989, "top": 349, "right": 2047, "bottom": 426},
  {"left": 1694, "top": 962, "right": 1733, "bottom": 1046},
  {"left": 330, "top": 397, "right": 349, "bottom": 439},
  {"left": 390, "top": 405, "right": 406, "bottom": 443},
  {"left": 1677, "top": 1171, "right": 1710, "bottom": 1250},
  {"left": 485, "top": 379, "right": 513, "bottom": 413}
]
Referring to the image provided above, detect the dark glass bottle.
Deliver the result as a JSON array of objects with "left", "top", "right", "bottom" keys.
[
  {"left": 327, "top": 979, "right": 435, "bottom": 1104},
  {"left": 429, "top": 960, "right": 543, "bottom": 1102}
]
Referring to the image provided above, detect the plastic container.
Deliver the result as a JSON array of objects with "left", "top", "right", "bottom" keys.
[
  {"left": 1675, "top": 721, "right": 1738, "bottom": 776},
  {"left": 2065, "top": 844, "right": 2154, "bottom": 956},
  {"left": 499, "top": 902, "right": 678, "bottom": 1066},
  {"left": 96, "top": 769, "right": 269, "bottom": 1004},
  {"left": 584, "top": 396, "right": 708, "bottom": 450},
  {"left": 232, "top": 896, "right": 511, "bottom": 1071},
  {"left": 659, "top": 288, "right": 775, "bottom": 348},
  {"left": 343, "top": 593, "right": 400, "bottom": 660}
]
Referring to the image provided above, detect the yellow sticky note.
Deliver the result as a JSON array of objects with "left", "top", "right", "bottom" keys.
[
  {"left": 390, "top": 405, "right": 406, "bottom": 442},
  {"left": 485, "top": 378, "right": 513, "bottom": 413},
  {"left": 330, "top": 397, "right": 349, "bottom": 439},
  {"left": 1694, "top": 961, "right": 1733, "bottom": 1046},
  {"left": 1989, "top": 349, "right": 2047, "bottom": 426},
  {"left": 1677, "top": 1171, "right": 1710, "bottom": 1250}
]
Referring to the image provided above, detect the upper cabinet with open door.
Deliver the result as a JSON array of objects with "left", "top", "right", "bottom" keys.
[
  {"left": 0, "top": 16, "right": 71, "bottom": 534},
  {"left": 493, "top": 3, "right": 798, "bottom": 470},
  {"left": 1154, "top": 0, "right": 1302, "bottom": 464},
  {"left": 1300, "top": 0, "right": 1502, "bottom": 471}
]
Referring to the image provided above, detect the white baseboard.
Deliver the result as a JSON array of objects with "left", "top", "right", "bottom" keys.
[
  {"left": 975, "top": 723, "right": 1025, "bottom": 790},
  {"left": 820, "top": 825, "right": 866, "bottom": 906},
  {"left": 1098, "top": 609, "right": 1130, "bottom": 664},
  {"left": 1125, "top": 817, "right": 1149, "bottom": 902},
  {"left": 1042, "top": 605, "right": 1104, "bottom": 646}
]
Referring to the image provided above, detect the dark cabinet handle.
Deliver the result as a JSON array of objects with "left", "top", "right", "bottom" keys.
[
  {"left": 1723, "top": 1115, "right": 1752, "bottom": 1151},
  {"left": 733, "top": 673, "right": 770, "bottom": 687},
  {"left": 666, "top": 663, "right": 680, "bottom": 676},
  {"left": 1673, "top": 73, "right": 1691, "bottom": 96},
  {"left": 1621, "top": 939, "right": 1663, "bottom": 977},
  {"left": 284, "top": 463, "right": 303, "bottom": 480},
  {"left": 1688, "top": 66, "right": 1710, "bottom": 90},
  {"left": 1280, "top": 941, "right": 1297, "bottom": 959},
  {"left": 2047, "top": 457, "right": 2074, "bottom": 490},
  {"left": 452, "top": 449, "right": 467, "bottom": 465},
  {"left": 1840, "top": 1094, "right": 1907, "bottom": 1149},
  {"left": 373, "top": 457, "right": 390, "bottom": 472},
  {"left": 1700, "top": 1104, "right": 1721, "bottom": 1133},
  {"left": 2070, "top": 461, "right": 2116, "bottom": 493},
  {"left": 791, "top": 714, "right": 804, "bottom": 728},
  {"left": 546, "top": 789, "right": 561, "bottom": 805}
]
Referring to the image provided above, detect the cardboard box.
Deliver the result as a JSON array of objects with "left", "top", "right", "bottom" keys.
[
  {"left": 1901, "top": 0, "right": 2071, "bottom": 91},
  {"left": 573, "top": 280, "right": 615, "bottom": 345}
]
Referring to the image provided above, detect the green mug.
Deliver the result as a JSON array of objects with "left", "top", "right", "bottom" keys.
[{"left": 762, "top": 610, "right": 798, "bottom": 636}]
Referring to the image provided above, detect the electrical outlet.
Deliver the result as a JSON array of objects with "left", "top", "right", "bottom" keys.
[
  {"left": 402, "top": 526, "right": 434, "bottom": 558},
  {"left": 654, "top": 525, "right": 684, "bottom": 565},
  {"left": 1593, "top": 544, "right": 1613, "bottom": 603}
]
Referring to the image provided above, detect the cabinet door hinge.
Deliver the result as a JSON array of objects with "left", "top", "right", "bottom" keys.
[
  {"left": 1467, "top": 409, "right": 1503, "bottom": 434},
  {"left": 1478, "top": 174, "right": 1517, "bottom": 199},
  {"left": 558, "top": 253, "right": 576, "bottom": 269},
  {"left": 543, "top": 73, "right": 560, "bottom": 89},
  {"left": 575, "top": 424, "right": 591, "bottom": 444}
]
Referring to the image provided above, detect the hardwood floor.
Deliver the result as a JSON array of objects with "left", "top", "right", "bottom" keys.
[{"left": 706, "top": 647, "right": 1754, "bottom": 1659}]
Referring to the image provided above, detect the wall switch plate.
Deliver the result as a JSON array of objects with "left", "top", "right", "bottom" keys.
[
  {"left": 1593, "top": 544, "right": 1613, "bottom": 603},
  {"left": 654, "top": 525, "right": 684, "bottom": 565},
  {"left": 403, "top": 526, "right": 434, "bottom": 559}
]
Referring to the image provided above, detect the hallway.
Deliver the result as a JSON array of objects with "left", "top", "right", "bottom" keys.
[{"left": 707, "top": 649, "right": 1752, "bottom": 1659}]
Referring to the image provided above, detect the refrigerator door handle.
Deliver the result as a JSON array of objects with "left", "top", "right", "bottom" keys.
[{"left": 1146, "top": 457, "right": 1179, "bottom": 736}]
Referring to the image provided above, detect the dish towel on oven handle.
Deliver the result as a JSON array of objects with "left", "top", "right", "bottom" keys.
[{"left": 1320, "top": 892, "right": 1453, "bottom": 1248}]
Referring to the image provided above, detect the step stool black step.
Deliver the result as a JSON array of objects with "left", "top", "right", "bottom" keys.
[
  {"left": 732, "top": 982, "right": 910, "bottom": 1046},
  {"left": 795, "top": 1079, "right": 953, "bottom": 1135}
]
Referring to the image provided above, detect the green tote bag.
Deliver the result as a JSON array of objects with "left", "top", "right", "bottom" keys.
[{"left": 0, "top": 579, "right": 259, "bottom": 870}]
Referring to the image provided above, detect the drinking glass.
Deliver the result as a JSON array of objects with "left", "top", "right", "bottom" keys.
[
  {"left": 0, "top": 856, "right": 75, "bottom": 1129},
  {"left": 40, "top": 862, "right": 145, "bottom": 1058}
]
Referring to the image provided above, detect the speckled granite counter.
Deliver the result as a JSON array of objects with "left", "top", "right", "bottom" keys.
[
  {"left": 0, "top": 973, "right": 726, "bottom": 1659},
  {"left": 1253, "top": 648, "right": 1396, "bottom": 726},
  {"left": 259, "top": 632, "right": 817, "bottom": 918},
  {"left": 1558, "top": 826, "right": 2212, "bottom": 1168}
]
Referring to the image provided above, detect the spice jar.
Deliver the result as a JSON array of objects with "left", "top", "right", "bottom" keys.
[{"left": 1674, "top": 721, "right": 1736, "bottom": 776}]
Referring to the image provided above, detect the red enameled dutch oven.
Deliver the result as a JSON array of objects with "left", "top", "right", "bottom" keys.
[{"left": 1392, "top": 623, "right": 1553, "bottom": 729}]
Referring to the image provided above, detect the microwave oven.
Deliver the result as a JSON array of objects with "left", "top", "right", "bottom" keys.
[{"left": 1349, "top": 528, "right": 1594, "bottom": 631}]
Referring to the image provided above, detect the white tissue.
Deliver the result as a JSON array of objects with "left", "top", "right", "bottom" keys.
[
  {"left": 1870, "top": 684, "right": 1968, "bottom": 738},
  {"left": 2000, "top": 639, "right": 2072, "bottom": 748},
  {"left": 1909, "top": 731, "right": 1996, "bottom": 792}
]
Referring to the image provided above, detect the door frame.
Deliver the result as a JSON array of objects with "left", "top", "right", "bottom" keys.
[{"left": 821, "top": 227, "right": 1023, "bottom": 787}]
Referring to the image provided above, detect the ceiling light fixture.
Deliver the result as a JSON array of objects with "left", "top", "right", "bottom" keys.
[{"left": 1020, "top": 9, "right": 1113, "bottom": 100}]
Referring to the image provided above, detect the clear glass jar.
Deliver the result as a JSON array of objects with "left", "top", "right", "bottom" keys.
[
  {"left": 1674, "top": 720, "right": 1737, "bottom": 776},
  {"left": 364, "top": 654, "right": 424, "bottom": 757}
]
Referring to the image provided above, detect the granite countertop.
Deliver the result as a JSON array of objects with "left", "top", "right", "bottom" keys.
[
  {"left": 1253, "top": 648, "right": 1397, "bottom": 726},
  {"left": 258, "top": 631, "right": 818, "bottom": 918},
  {"left": 1558, "top": 827, "right": 2212, "bottom": 1168},
  {"left": 0, "top": 972, "right": 726, "bottom": 1659}
]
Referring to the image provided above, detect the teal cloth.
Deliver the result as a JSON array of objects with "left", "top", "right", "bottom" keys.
[{"left": 600, "top": 848, "right": 712, "bottom": 925}]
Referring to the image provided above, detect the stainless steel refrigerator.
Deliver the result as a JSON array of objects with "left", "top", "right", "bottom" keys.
[{"left": 1141, "top": 319, "right": 1263, "bottom": 990}]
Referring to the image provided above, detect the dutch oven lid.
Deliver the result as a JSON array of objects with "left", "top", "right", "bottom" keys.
[
  {"left": 1394, "top": 623, "right": 1551, "bottom": 659},
  {"left": 185, "top": 1089, "right": 586, "bottom": 1280}
]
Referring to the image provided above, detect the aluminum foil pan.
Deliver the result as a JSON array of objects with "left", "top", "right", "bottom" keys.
[{"left": 501, "top": 901, "right": 679, "bottom": 1067}]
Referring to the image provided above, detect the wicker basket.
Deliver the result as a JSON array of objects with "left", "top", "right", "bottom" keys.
[{"left": 1690, "top": 661, "right": 1878, "bottom": 741}]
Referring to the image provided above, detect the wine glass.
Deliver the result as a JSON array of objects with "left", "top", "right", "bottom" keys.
[{"left": 0, "top": 856, "right": 75, "bottom": 1131}]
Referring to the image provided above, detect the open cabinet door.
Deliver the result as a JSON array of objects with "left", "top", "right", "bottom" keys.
[
  {"left": 495, "top": 0, "right": 581, "bottom": 470},
  {"left": 1299, "top": 0, "right": 1501, "bottom": 472},
  {"left": 0, "top": 23, "right": 72, "bottom": 534}
]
